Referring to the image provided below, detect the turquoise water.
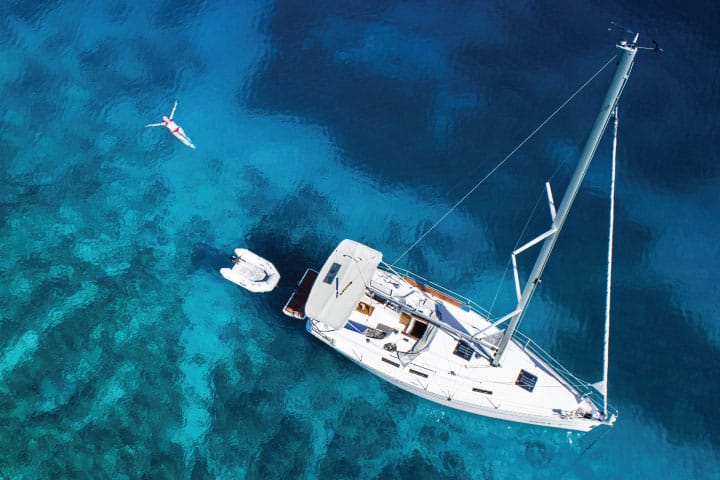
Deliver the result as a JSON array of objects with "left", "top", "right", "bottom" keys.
[{"left": 1, "top": 0, "right": 718, "bottom": 478}]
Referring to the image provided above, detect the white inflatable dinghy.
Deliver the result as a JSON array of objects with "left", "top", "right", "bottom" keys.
[{"left": 220, "top": 248, "right": 280, "bottom": 293}]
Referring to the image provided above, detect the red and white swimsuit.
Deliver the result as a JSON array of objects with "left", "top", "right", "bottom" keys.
[{"left": 164, "top": 118, "right": 180, "bottom": 133}]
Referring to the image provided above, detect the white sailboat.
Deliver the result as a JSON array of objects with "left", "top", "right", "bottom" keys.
[{"left": 284, "top": 36, "right": 645, "bottom": 431}]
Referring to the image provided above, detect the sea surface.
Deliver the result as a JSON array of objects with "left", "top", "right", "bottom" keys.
[{"left": 1, "top": 0, "right": 718, "bottom": 478}]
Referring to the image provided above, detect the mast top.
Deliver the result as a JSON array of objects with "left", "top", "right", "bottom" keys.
[
  {"left": 617, "top": 30, "right": 662, "bottom": 53},
  {"left": 618, "top": 32, "right": 639, "bottom": 51}
]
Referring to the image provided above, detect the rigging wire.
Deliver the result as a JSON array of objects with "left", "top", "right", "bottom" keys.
[
  {"left": 602, "top": 106, "right": 619, "bottom": 417},
  {"left": 487, "top": 153, "right": 573, "bottom": 315},
  {"left": 487, "top": 184, "right": 545, "bottom": 315},
  {"left": 390, "top": 54, "right": 619, "bottom": 267}
]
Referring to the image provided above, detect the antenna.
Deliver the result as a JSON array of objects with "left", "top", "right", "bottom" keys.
[
  {"left": 637, "top": 39, "right": 664, "bottom": 52},
  {"left": 609, "top": 23, "right": 663, "bottom": 52},
  {"left": 608, "top": 22, "right": 638, "bottom": 48}
]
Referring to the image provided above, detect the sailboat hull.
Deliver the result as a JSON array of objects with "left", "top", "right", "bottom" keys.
[
  {"left": 293, "top": 240, "right": 612, "bottom": 432},
  {"left": 307, "top": 317, "right": 604, "bottom": 432}
]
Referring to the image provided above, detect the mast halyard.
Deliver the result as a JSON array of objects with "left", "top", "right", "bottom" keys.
[{"left": 492, "top": 36, "right": 639, "bottom": 367}]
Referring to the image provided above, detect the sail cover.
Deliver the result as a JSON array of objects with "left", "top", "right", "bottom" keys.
[{"left": 305, "top": 239, "right": 382, "bottom": 330}]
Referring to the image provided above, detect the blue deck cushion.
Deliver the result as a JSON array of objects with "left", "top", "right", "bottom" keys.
[{"left": 344, "top": 320, "right": 369, "bottom": 334}]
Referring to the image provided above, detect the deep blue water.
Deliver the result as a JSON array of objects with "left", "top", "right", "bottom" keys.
[{"left": 1, "top": 0, "right": 718, "bottom": 478}]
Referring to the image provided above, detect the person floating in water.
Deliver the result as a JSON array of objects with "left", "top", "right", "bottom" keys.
[{"left": 144, "top": 100, "right": 196, "bottom": 149}]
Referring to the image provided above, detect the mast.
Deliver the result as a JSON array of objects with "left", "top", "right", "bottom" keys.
[{"left": 492, "top": 36, "right": 639, "bottom": 366}]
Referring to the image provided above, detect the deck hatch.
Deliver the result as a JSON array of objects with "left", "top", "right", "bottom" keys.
[
  {"left": 453, "top": 340, "right": 474, "bottom": 361},
  {"left": 515, "top": 369, "right": 538, "bottom": 392},
  {"left": 323, "top": 262, "right": 341, "bottom": 284}
]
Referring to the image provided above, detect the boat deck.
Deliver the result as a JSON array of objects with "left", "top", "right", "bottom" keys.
[
  {"left": 304, "top": 268, "right": 605, "bottom": 431},
  {"left": 283, "top": 269, "right": 318, "bottom": 319}
]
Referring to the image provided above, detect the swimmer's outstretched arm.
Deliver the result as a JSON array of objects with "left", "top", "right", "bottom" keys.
[
  {"left": 144, "top": 122, "right": 164, "bottom": 128},
  {"left": 169, "top": 100, "right": 178, "bottom": 119}
]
